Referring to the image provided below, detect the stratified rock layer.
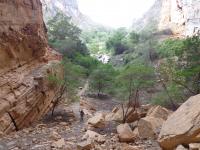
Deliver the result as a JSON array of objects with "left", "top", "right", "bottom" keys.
[
  {"left": 0, "top": 0, "right": 62, "bottom": 133},
  {"left": 159, "top": 94, "right": 200, "bottom": 150},
  {"left": 159, "top": 0, "right": 200, "bottom": 36}
]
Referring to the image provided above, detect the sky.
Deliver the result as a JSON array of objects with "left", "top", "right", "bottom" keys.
[{"left": 77, "top": 0, "right": 156, "bottom": 28}]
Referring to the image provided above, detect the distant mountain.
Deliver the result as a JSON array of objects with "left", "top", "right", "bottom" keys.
[
  {"left": 132, "top": 0, "right": 162, "bottom": 32},
  {"left": 42, "top": 0, "right": 100, "bottom": 29}
]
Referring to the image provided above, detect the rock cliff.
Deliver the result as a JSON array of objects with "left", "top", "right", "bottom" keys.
[
  {"left": 158, "top": 0, "right": 200, "bottom": 36},
  {"left": 42, "top": 0, "right": 98, "bottom": 29},
  {"left": 0, "top": 0, "right": 62, "bottom": 134},
  {"left": 133, "top": 0, "right": 200, "bottom": 36}
]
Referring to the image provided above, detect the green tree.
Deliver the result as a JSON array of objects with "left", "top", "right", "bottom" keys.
[
  {"left": 154, "top": 36, "right": 200, "bottom": 108},
  {"left": 47, "top": 12, "right": 88, "bottom": 56},
  {"left": 48, "top": 58, "right": 87, "bottom": 115},
  {"left": 115, "top": 63, "right": 155, "bottom": 122},
  {"left": 106, "top": 28, "right": 128, "bottom": 55},
  {"left": 89, "top": 64, "right": 116, "bottom": 97}
]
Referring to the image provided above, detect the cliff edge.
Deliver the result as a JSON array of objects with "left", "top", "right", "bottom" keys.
[{"left": 0, "top": 0, "right": 62, "bottom": 134}]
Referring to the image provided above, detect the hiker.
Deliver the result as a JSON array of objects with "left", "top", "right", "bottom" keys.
[{"left": 80, "top": 109, "right": 84, "bottom": 122}]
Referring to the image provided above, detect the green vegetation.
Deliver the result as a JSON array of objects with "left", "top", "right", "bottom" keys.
[
  {"left": 152, "top": 36, "right": 200, "bottom": 108},
  {"left": 46, "top": 10, "right": 200, "bottom": 110},
  {"left": 81, "top": 27, "right": 112, "bottom": 56},
  {"left": 47, "top": 12, "right": 88, "bottom": 57},
  {"left": 106, "top": 28, "right": 128, "bottom": 55},
  {"left": 89, "top": 64, "right": 117, "bottom": 97}
]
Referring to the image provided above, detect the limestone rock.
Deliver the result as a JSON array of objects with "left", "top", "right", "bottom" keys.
[
  {"left": 138, "top": 116, "right": 164, "bottom": 139},
  {"left": 176, "top": 145, "right": 188, "bottom": 150},
  {"left": 117, "top": 123, "right": 136, "bottom": 142},
  {"left": 189, "top": 143, "right": 200, "bottom": 150},
  {"left": 52, "top": 138, "right": 65, "bottom": 148},
  {"left": 87, "top": 113, "right": 105, "bottom": 128},
  {"left": 159, "top": 94, "right": 200, "bottom": 150},
  {"left": 82, "top": 130, "right": 106, "bottom": 144},
  {"left": 105, "top": 106, "right": 140, "bottom": 123},
  {"left": 0, "top": 0, "right": 63, "bottom": 134},
  {"left": 147, "top": 105, "right": 172, "bottom": 120},
  {"left": 49, "top": 131, "right": 61, "bottom": 140},
  {"left": 122, "top": 145, "right": 141, "bottom": 150},
  {"left": 77, "top": 141, "right": 93, "bottom": 150},
  {"left": 80, "top": 99, "right": 96, "bottom": 112}
]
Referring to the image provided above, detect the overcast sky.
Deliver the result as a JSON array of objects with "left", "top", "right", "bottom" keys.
[{"left": 77, "top": 0, "right": 156, "bottom": 28}]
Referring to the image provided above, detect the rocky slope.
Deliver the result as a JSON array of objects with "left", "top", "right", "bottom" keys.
[
  {"left": 133, "top": 0, "right": 200, "bottom": 36},
  {"left": 42, "top": 0, "right": 98, "bottom": 29},
  {"left": 0, "top": 0, "right": 62, "bottom": 134}
]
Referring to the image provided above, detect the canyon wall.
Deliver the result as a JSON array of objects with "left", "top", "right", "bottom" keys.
[
  {"left": 42, "top": 0, "right": 99, "bottom": 29},
  {"left": 133, "top": 0, "right": 200, "bottom": 37},
  {"left": 0, "top": 0, "right": 62, "bottom": 134},
  {"left": 159, "top": 0, "right": 200, "bottom": 36}
]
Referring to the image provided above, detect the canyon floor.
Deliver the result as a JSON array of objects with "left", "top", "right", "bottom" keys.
[{"left": 0, "top": 85, "right": 161, "bottom": 150}]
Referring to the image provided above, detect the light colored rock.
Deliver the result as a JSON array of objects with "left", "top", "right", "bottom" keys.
[
  {"left": 158, "top": 0, "right": 200, "bottom": 36},
  {"left": 77, "top": 141, "right": 93, "bottom": 150},
  {"left": 122, "top": 145, "right": 141, "bottom": 150},
  {"left": 117, "top": 123, "right": 136, "bottom": 142},
  {"left": 49, "top": 131, "right": 61, "bottom": 140},
  {"left": 132, "top": 127, "right": 139, "bottom": 138},
  {"left": 52, "top": 138, "right": 65, "bottom": 148},
  {"left": 82, "top": 130, "right": 106, "bottom": 144},
  {"left": 138, "top": 116, "right": 164, "bottom": 139},
  {"left": 80, "top": 100, "right": 96, "bottom": 111},
  {"left": 105, "top": 106, "right": 140, "bottom": 123},
  {"left": 0, "top": 0, "right": 63, "bottom": 134},
  {"left": 176, "top": 145, "right": 188, "bottom": 150},
  {"left": 189, "top": 143, "right": 200, "bottom": 150},
  {"left": 87, "top": 113, "right": 105, "bottom": 128},
  {"left": 159, "top": 94, "right": 200, "bottom": 150},
  {"left": 147, "top": 105, "right": 172, "bottom": 120}
]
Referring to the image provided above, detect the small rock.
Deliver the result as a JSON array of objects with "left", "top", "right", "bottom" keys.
[
  {"left": 52, "top": 138, "right": 65, "bottom": 148},
  {"left": 82, "top": 130, "right": 106, "bottom": 144},
  {"left": 176, "top": 145, "right": 188, "bottom": 150},
  {"left": 59, "top": 122, "right": 68, "bottom": 126},
  {"left": 49, "top": 131, "right": 61, "bottom": 140},
  {"left": 87, "top": 113, "right": 105, "bottom": 128},
  {"left": 77, "top": 141, "right": 93, "bottom": 150},
  {"left": 0, "top": 132, "right": 4, "bottom": 138},
  {"left": 189, "top": 143, "right": 200, "bottom": 150},
  {"left": 55, "top": 116, "right": 62, "bottom": 120},
  {"left": 36, "top": 123, "right": 47, "bottom": 128}
]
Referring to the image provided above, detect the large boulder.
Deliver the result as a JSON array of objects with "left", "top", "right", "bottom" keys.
[
  {"left": 159, "top": 94, "right": 200, "bottom": 150},
  {"left": 136, "top": 105, "right": 171, "bottom": 139},
  {"left": 147, "top": 105, "right": 172, "bottom": 120},
  {"left": 117, "top": 123, "right": 136, "bottom": 142},
  {"left": 87, "top": 113, "right": 105, "bottom": 128},
  {"left": 138, "top": 116, "right": 164, "bottom": 139}
]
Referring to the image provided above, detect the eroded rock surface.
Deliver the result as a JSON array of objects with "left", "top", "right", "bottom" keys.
[
  {"left": 159, "top": 94, "right": 200, "bottom": 150},
  {"left": 0, "top": 0, "right": 62, "bottom": 134}
]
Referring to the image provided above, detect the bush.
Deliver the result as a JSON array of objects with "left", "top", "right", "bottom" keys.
[
  {"left": 89, "top": 64, "right": 117, "bottom": 96},
  {"left": 156, "top": 39, "right": 184, "bottom": 58}
]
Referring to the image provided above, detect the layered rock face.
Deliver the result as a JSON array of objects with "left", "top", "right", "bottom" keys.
[
  {"left": 0, "top": 0, "right": 62, "bottom": 134},
  {"left": 133, "top": 0, "right": 200, "bottom": 37},
  {"left": 159, "top": 94, "right": 200, "bottom": 149},
  {"left": 159, "top": 0, "right": 200, "bottom": 36}
]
